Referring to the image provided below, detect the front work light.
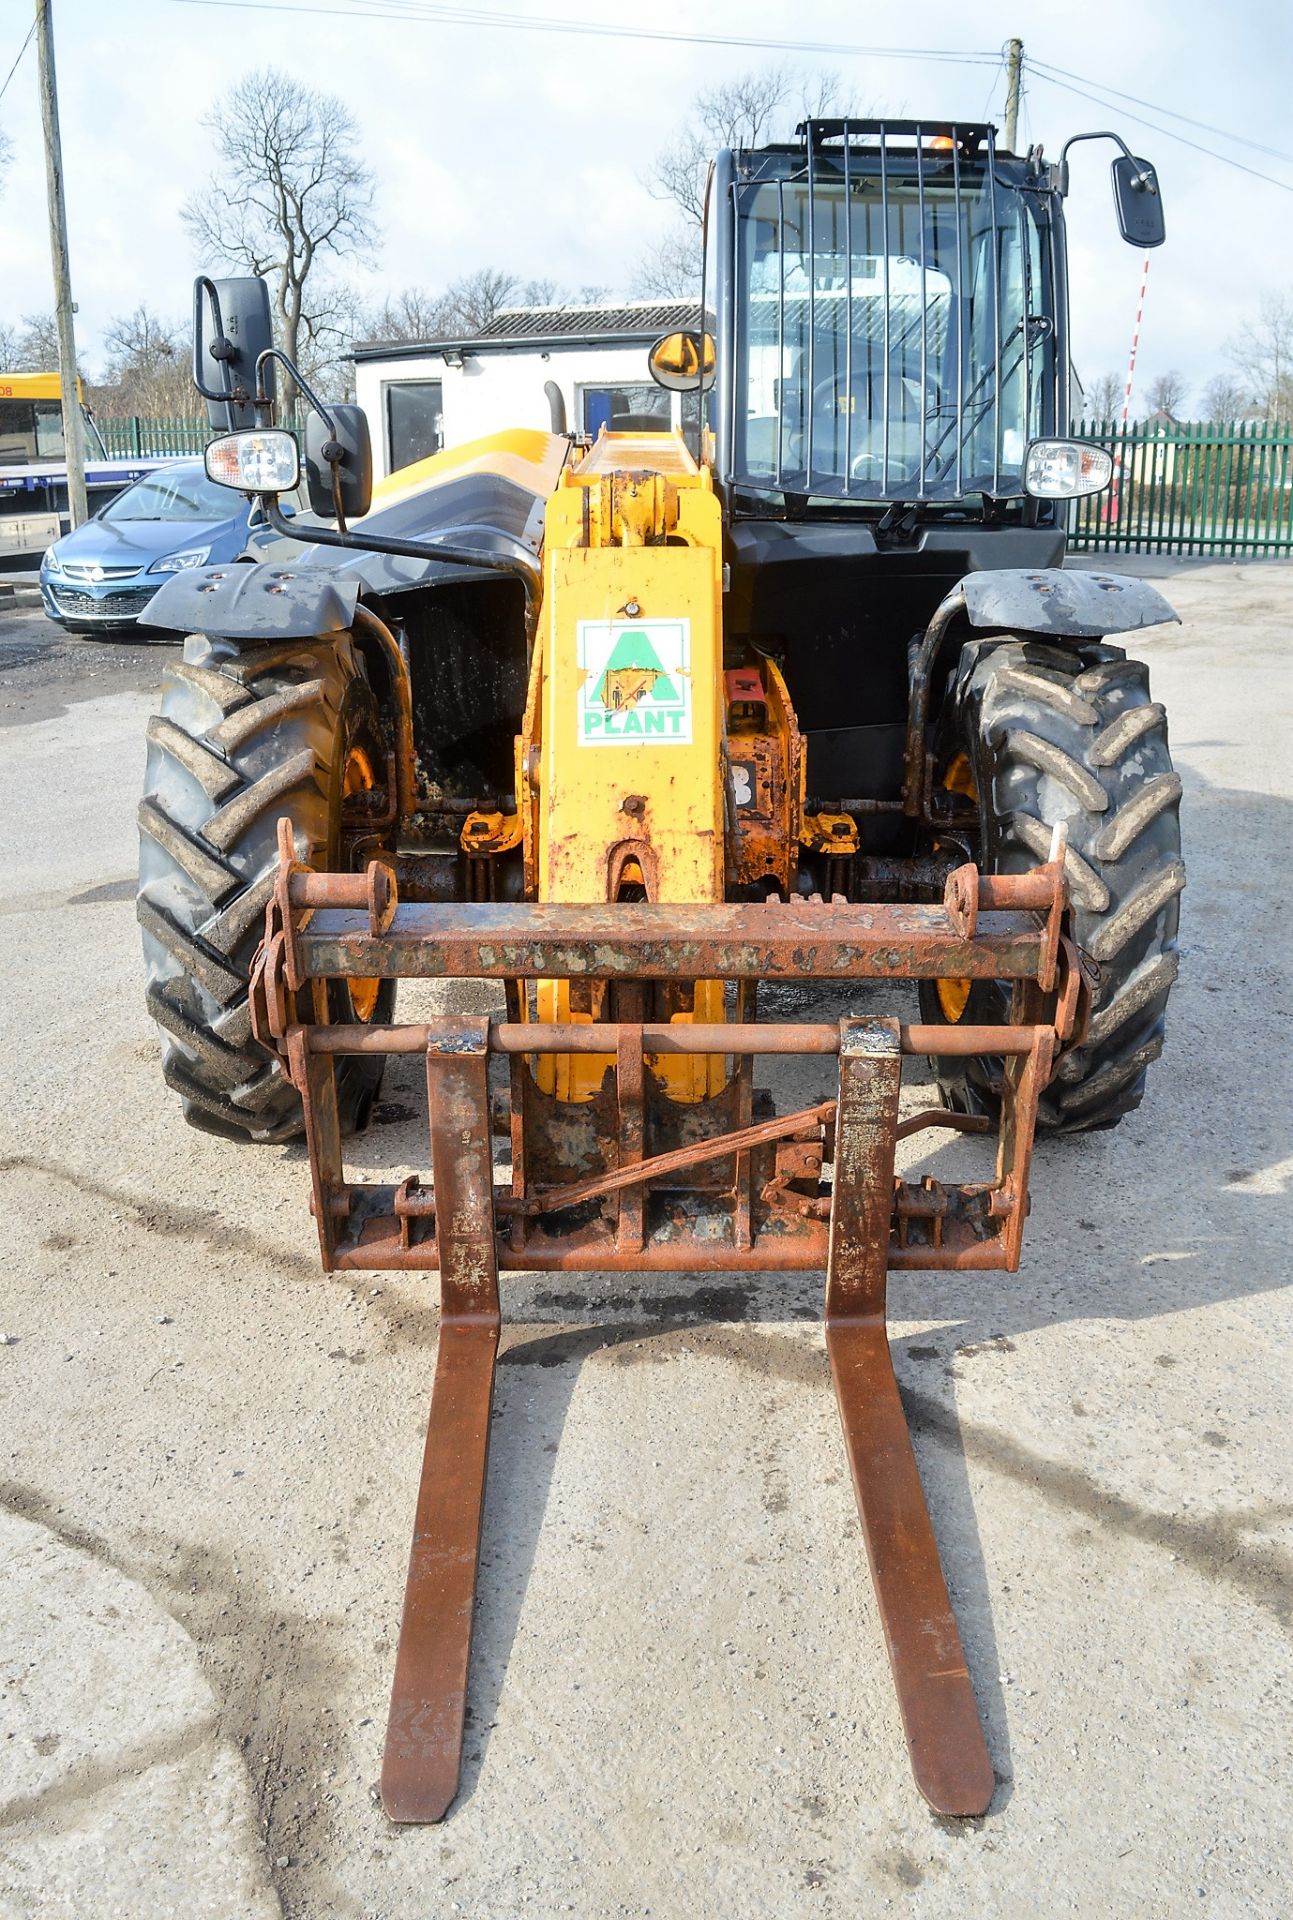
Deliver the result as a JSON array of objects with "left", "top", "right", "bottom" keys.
[
  {"left": 1024, "top": 438, "right": 1113, "bottom": 499},
  {"left": 205, "top": 428, "right": 300, "bottom": 495}
]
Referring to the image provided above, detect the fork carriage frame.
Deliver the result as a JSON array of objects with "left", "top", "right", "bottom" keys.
[{"left": 249, "top": 818, "right": 1085, "bottom": 1822}]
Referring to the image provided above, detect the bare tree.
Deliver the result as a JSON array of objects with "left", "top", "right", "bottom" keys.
[
  {"left": 1200, "top": 373, "right": 1250, "bottom": 421},
  {"left": 1084, "top": 371, "right": 1123, "bottom": 421},
  {"left": 1145, "top": 370, "right": 1187, "bottom": 418},
  {"left": 0, "top": 320, "right": 22, "bottom": 368},
  {"left": 648, "top": 68, "right": 854, "bottom": 224},
  {"left": 367, "top": 270, "right": 518, "bottom": 341},
  {"left": 367, "top": 286, "right": 449, "bottom": 343},
  {"left": 1227, "top": 290, "right": 1293, "bottom": 420},
  {"left": 518, "top": 278, "right": 610, "bottom": 308},
  {"left": 639, "top": 66, "right": 858, "bottom": 295},
  {"left": 95, "top": 305, "right": 196, "bottom": 416},
  {"left": 439, "top": 267, "right": 519, "bottom": 334},
  {"left": 5, "top": 311, "right": 60, "bottom": 369},
  {"left": 649, "top": 69, "right": 793, "bottom": 226},
  {"left": 365, "top": 274, "right": 614, "bottom": 348},
  {"left": 630, "top": 227, "right": 704, "bottom": 300},
  {"left": 0, "top": 124, "right": 12, "bottom": 192},
  {"left": 293, "top": 280, "right": 374, "bottom": 398},
  {"left": 183, "top": 68, "right": 377, "bottom": 371}
]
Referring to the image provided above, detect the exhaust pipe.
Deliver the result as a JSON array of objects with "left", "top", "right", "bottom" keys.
[{"left": 544, "top": 379, "right": 567, "bottom": 434}]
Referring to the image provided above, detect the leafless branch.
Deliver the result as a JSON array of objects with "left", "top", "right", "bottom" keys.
[
  {"left": 1200, "top": 373, "right": 1252, "bottom": 422},
  {"left": 1082, "top": 370, "right": 1124, "bottom": 421},
  {"left": 1145, "top": 369, "right": 1188, "bottom": 418},
  {"left": 1227, "top": 290, "right": 1293, "bottom": 420},
  {"left": 92, "top": 304, "right": 197, "bottom": 416},
  {"left": 629, "top": 227, "right": 704, "bottom": 299},
  {"left": 182, "top": 67, "right": 377, "bottom": 369}
]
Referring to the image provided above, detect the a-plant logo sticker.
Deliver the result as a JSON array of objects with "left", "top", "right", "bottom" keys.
[{"left": 576, "top": 619, "right": 692, "bottom": 746}]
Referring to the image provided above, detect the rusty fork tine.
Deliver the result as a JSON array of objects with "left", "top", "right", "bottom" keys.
[
  {"left": 381, "top": 1318, "right": 499, "bottom": 1823},
  {"left": 825, "top": 1018, "right": 995, "bottom": 1818},
  {"left": 381, "top": 1018, "right": 499, "bottom": 1824}
]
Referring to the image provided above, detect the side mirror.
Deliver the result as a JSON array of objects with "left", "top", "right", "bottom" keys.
[
  {"left": 193, "top": 276, "right": 276, "bottom": 429},
  {"left": 648, "top": 329, "right": 716, "bottom": 393},
  {"left": 304, "top": 405, "right": 373, "bottom": 521},
  {"left": 1111, "top": 155, "right": 1165, "bottom": 248}
]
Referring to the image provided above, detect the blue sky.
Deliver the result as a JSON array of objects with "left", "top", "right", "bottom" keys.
[{"left": 1, "top": 0, "right": 1290, "bottom": 409}]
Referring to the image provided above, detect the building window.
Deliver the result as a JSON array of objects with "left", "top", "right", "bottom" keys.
[
  {"left": 579, "top": 383, "right": 673, "bottom": 435},
  {"left": 384, "top": 380, "right": 444, "bottom": 472}
]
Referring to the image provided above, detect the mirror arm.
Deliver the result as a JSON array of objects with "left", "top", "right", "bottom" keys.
[
  {"left": 253, "top": 348, "right": 351, "bottom": 534},
  {"left": 253, "top": 346, "right": 333, "bottom": 431},
  {"left": 329, "top": 461, "right": 350, "bottom": 539},
  {"left": 1056, "top": 129, "right": 1152, "bottom": 196},
  {"left": 262, "top": 499, "right": 540, "bottom": 619},
  {"left": 192, "top": 277, "right": 243, "bottom": 429}
]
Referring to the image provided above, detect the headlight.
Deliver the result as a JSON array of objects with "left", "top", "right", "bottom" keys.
[
  {"left": 205, "top": 428, "right": 300, "bottom": 494},
  {"left": 1024, "top": 439, "right": 1113, "bottom": 499},
  {"left": 149, "top": 546, "right": 212, "bottom": 574},
  {"left": 43, "top": 546, "right": 62, "bottom": 574}
]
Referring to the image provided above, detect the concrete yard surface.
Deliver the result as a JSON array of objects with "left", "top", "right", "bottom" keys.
[{"left": 0, "top": 564, "right": 1290, "bottom": 1918}]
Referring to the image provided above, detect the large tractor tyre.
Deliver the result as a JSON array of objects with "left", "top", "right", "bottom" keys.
[
  {"left": 918, "top": 635, "right": 1184, "bottom": 1132},
  {"left": 137, "top": 629, "right": 396, "bottom": 1144}
]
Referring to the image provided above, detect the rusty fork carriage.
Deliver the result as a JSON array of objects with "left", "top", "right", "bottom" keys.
[{"left": 249, "top": 817, "right": 1087, "bottom": 1822}]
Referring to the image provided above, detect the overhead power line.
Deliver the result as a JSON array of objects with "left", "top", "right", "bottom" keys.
[
  {"left": 0, "top": 19, "right": 37, "bottom": 108},
  {"left": 1029, "top": 56, "right": 1293, "bottom": 167},
  {"left": 169, "top": 0, "right": 1003, "bottom": 66},
  {"left": 1029, "top": 65, "right": 1293, "bottom": 194},
  {"left": 165, "top": 4, "right": 1293, "bottom": 195}
]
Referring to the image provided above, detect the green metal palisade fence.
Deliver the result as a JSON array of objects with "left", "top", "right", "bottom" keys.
[
  {"left": 97, "top": 415, "right": 214, "bottom": 457},
  {"left": 93, "top": 414, "right": 1293, "bottom": 555},
  {"left": 96, "top": 413, "right": 307, "bottom": 458},
  {"left": 1068, "top": 419, "right": 1293, "bottom": 556}
]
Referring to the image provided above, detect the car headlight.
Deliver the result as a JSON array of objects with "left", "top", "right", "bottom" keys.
[
  {"left": 149, "top": 546, "right": 212, "bottom": 574},
  {"left": 43, "top": 546, "right": 62, "bottom": 574},
  {"left": 1024, "top": 439, "right": 1113, "bottom": 499}
]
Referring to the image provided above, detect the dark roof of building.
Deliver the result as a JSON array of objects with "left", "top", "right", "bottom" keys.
[{"left": 352, "top": 299, "right": 703, "bottom": 363}]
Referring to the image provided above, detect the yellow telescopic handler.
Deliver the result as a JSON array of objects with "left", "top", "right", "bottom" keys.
[{"left": 137, "top": 119, "right": 1182, "bottom": 1819}]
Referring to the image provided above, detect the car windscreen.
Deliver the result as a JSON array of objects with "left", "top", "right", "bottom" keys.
[
  {"left": 101, "top": 469, "right": 235, "bottom": 523},
  {"left": 0, "top": 398, "right": 65, "bottom": 465}
]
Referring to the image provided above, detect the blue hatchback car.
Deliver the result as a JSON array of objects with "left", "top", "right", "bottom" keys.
[{"left": 40, "top": 459, "right": 296, "bottom": 634}]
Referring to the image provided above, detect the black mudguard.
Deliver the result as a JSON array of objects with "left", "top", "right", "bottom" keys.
[
  {"left": 139, "top": 562, "right": 360, "bottom": 640},
  {"left": 959, "top": 566, "right": 1178, "bottom": 640}
]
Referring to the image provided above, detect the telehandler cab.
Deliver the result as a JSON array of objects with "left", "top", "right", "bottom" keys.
[{"left": 138, "top": 120, "right": 1181, "bottom": 1820}]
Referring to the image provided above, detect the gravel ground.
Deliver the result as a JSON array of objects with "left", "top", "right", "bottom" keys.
[{"left": 0, "top": 566, "right": 1290, "bottom": 1919}]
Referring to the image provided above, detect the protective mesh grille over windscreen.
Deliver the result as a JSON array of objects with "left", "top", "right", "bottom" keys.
[{"left": 731, "top": 124, "right": 1049, "bottom": 502}]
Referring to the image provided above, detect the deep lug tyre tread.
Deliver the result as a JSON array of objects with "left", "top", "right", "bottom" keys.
[
  {"left": 138, "top": 629, "right": 394, "bottom": 1143},
  {"left": 919, "top": 635, "right": 1183, "bottom": 1133}
]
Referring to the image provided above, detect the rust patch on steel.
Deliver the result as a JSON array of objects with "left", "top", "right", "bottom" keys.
[{"left": 246, "top": 827, "right": 1076, "bottom": 1826}]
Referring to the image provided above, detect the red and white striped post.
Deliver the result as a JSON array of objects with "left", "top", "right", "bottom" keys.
[{"left": 1107, "top": 253, "right": 1152, "bottom": 525}]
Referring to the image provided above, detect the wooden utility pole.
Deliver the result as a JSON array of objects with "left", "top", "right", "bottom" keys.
[
  {"left": 1004, "top": 38, "right": 1024, "bottom": 154},
  {"left": 35, "top": 0, "right": 88, "bottom": 529}
]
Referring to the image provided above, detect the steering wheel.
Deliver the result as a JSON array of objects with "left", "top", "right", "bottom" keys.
[
  {"left": 809, "top": 367, "right": 943, "bottom": 415},
  {"left": 799, "top": 373, "right": 933, "bottom": 489}
]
